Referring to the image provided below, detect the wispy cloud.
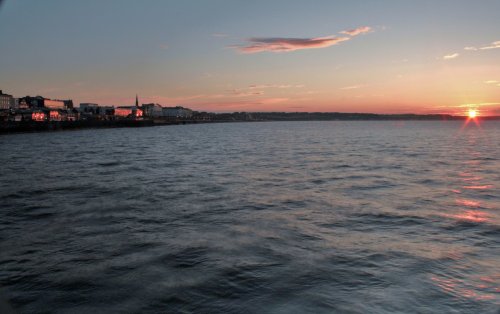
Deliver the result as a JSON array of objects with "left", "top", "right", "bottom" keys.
[
  {"left": 159, "top": 43, "right": 169, "bottom": 50},
  {"left": 223, "top": 84, "right": 304, "bottom": 97},
  {"left": 260, "top": 98, "right": 289, "bottom": 105},
  {"left": 443, "top": 53, "right": 459, "bottom": 60},
  {"left": 464, "top": 46, "right": 477, "bottom": 51},
  {"left": 480, "top": 40, "right": 500, "bottom": 50},
  {"left": 340, "top": 85, "right": 363, "bottom": 90},
  {"left": 226, "top": 89, "right": 264, "bottom": 97},
  {"left": 340, "top": 26, "right": 372, "bottom": 36},
  {"left": 484, "top": 80, "right": 500, "bottom": 87},
  {"left": 233, "top": 36, "right": 350, "bottom": 53},
  {"left": 463, "top": 40, "right": 500, "bottom": 51},
  {"left": 231, "top": 26, "right": 373, "bottom": 54},
  {"left": 248, "top": 84, "right": 304, "bottom": 89}
]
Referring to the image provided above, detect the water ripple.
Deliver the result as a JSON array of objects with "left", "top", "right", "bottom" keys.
[{"left": 1, "top": 121, "right": 499, "bottom": 313}]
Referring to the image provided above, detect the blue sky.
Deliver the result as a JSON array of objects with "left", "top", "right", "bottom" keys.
[{"left": 1, "top": 0, "right": 499, "bottom": 114}]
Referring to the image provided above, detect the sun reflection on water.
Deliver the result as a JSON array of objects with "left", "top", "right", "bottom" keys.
[
  {"left": 433, "top": 128, "right": 499, "bottom": 303},
  {"left": 431, "top": 275, "right": 498, "bottom": 302},
  {"left": 442, "top": 210, "right": 490, "bottom": 223},
  {"left": 455, "top": 199, "right": 481, "bottom": 208}
]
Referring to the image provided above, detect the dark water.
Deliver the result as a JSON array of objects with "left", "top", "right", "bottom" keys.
[{"left": 0, "top": 121, "right": 499, "bottom": 313}]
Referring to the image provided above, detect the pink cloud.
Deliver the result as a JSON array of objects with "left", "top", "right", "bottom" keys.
[
  {"left": 226, "top": 89, "right": 265, "bottom": 96},
  {"left": 260, "top": 98, "right": 288, "bottom": 105},
  {"left": 233, "top": 36, "right": 350, "bottom": 53},
  {"left": 248, "top": 84, "right": 304, "bottom": 89},
  {"left": 340, "top": 26, "right": 372, "bottom": 36}
]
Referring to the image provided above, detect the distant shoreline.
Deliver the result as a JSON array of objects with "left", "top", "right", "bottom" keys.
[{"left": 1, "top": 114, "right": 498, "bottom": 135}]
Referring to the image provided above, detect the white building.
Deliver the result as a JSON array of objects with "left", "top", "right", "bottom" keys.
[
  {"left": 162, "top": 106, "right": 193, "bottom": 118},
  {"left": 142, "top": 103, "right": 163, "bottom": 118}
]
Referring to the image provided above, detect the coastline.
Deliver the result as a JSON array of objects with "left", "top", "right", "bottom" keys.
[{"left": 1, "top": 114, "right": 499, "bottom": 135}]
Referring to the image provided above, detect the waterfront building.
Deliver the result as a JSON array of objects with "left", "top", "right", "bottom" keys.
[
  {"left": 79, "top": 103, "right": 100, "bottom": 114},
  {"left": 0, "top": 90, "right": 13, "bottom": 110},
  {"left": 10, "top": 98, "right": 19, "bottom": 110},
  {"left": 67, "top": 109, "right": 78, "bottom": 121},
  {"left": 142, "top": 103, "right": 163, "bottom": 118},
  {"left": 18, "top": 96, "right": 72, "bottom": 110},
  {"left": 79, "top": 103, "right": 115, "bottom": 120},
  {"left": 44, "top": 99, "right": 65, "bottom": 110},
  {"left": 162, "top": 106, "right": 193, "bottom": 118},
  {"left": 11, "top": 110, "right": 34, "bottom": 122},
  {"left": 115, "top": 106, "right": 143, "bottom": 119},
  {"left": 19, "top": 96, "right": 45, "bottom": 108},
  {"left": 63, "top": 100, "right": 74, "bottom": 109},
  {"left": 99, "top": 106, "right": 115, "bottom": 120},
  {"left": 31, "top": 110, "right": 47, "bottom": 121},
  {"left": 18, "top": 99, "right": 29, "bottom": 110},
  {"left": 49, "top": 110, "right": 62, "bottom": 121}
]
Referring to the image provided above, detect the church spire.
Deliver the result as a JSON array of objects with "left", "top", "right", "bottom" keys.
[{"left": 135, "top": 94, "right": 139, "bottom": 107}]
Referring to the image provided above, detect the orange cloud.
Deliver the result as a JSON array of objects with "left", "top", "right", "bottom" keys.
[{"left": 233, "top": 36, "right": 350, "bottom": 53}]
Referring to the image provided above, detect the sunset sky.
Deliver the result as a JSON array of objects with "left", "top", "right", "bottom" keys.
[{"left": 0, "top": 0, "right": 499, "bottom": 114}]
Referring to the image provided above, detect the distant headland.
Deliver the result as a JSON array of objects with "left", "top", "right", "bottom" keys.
[{"left": 0, "top": 90, "right": 498, "bottom": 134}]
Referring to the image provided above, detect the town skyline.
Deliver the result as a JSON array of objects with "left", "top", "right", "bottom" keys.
[{"left": 1, "top": 0, "right": 499, "bottom": 116}]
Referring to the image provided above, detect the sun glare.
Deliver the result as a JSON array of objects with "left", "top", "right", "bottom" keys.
[{"left": 468, "top": 109, "right": 477, "bottom": 119}]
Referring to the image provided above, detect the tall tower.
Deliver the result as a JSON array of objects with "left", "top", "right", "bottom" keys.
[{"left": 135, "top": 94, "right": 139, "bottom": 107}]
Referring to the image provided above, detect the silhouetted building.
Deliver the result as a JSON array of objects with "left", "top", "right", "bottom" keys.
[
  {"left": 79, "top": 103, "right": 100, "bottom": 114},
  {"left": 19, "top": 96, "right": 45, "bottom": 108},
  {"left": 63, "top": 100, "right": 74, "bottom": 109},
  {"left": 18, "top": 96, "right": 72, "bottom": 110},
  {"left": 0, "top": 90, "right": 13, "bottom": 110},
  {"left": 10, "top": 98, "right": 19, "bottom": 110},
  {"left": 79, "top": 103, "right": 114, "bottom": 120}
]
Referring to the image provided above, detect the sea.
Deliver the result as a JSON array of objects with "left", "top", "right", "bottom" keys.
[{"left": 0, "top": 121, "right": 499, "bottom": 313}]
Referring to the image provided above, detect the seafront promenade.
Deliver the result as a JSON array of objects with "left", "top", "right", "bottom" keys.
[
  {"left": 2, "top": 113, "right": 500, "bottom": 134},
  {"left": 0, "top": 118, "right": 215, "bottom": 134}
]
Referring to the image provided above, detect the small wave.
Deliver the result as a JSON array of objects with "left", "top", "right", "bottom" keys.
[
  {"left": 159, "top": 246, "right": 210, "bottom": 268},
  {"left": 351, "top": 212, "right": 428, "bottom": 227},
  {"left": 95, "top": 161, "right": 122, "bottom": 167}
]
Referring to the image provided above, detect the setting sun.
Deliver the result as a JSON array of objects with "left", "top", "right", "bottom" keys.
[{"left": 468, "top": 109, "right": 477, "bottom": 119}]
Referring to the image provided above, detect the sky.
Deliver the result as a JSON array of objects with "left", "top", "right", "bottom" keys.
[{"left": 0, "top": 0, "right": 499, "bottom": 115}]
